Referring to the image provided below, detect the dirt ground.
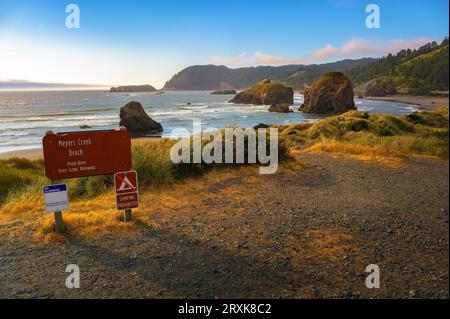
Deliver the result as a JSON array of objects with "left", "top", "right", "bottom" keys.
[{"left": 0, "top": 152, "right": 448, "bottom": 298}]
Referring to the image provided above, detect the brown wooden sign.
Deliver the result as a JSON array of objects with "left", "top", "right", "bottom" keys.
[{"left": 43, "top": 130, "right": 132, "bottom": 179}]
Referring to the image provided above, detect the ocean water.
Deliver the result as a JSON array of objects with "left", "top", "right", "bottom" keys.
[{"left": 0, "top": 90, "right": 420, "bottom": 153}]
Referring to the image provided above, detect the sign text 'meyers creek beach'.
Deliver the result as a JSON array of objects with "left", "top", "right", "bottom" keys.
[{"left": 43, "top": 130, "right": 132, "bottom": 179}]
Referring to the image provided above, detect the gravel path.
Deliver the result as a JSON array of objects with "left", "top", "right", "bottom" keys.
[{"left": 0, "top": 153, "right": 448, "bottom": 298}]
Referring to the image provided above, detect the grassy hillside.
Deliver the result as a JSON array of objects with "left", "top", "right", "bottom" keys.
[
  {"left": 280, "top": 59, "right": 374, "bottom": 90},
  {"left": 163, "top": 64, "right": 301, "bottom": 90},
  {"left": 349, "top": 38, "right": 449, "bottom": 95},
  {"left": 277, "top": 107, "right": 449, "bottom": 163}
]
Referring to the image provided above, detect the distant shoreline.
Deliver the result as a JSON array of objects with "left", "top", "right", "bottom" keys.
[{"left": 363, "top": 95, "right": 449, "bottom": 111}]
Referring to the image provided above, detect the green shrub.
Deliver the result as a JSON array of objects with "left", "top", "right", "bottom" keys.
[
  {"left": 376, "top": 127, "right": 394, "bottom": 137},
  {"left": 356, "top": 112, "right": 370, "bottom": 119},
  {"left": 407, "top": 113, "right": 425, "bottom": 125},
  {"left": 346, "top": 120, "right": 369, "bottom": 132}
]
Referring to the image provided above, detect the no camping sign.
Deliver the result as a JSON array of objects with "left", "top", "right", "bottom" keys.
[{"left": 114, "top": 171, "right": 139, "bottom": 210}]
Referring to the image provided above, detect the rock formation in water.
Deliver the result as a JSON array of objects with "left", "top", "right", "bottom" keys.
[
  {"left": 268, "top": 104, "right": 291, "bottom": 113},
  {"left": 210, "top": 90, "right": 237, "bottom": 95},
  {"left": 110, "top": 85, "right": 157, "bottom": 93},
  {"left": 230, "top": 79, "right": 294, "bottom": 106},
  {"left": 300, "top": 72, "right": 356, "bottom": 114},
  {"left": 253, "top": 123, "right": 271, "bottom": 129},
  {"left": 119, "top": 101, "right": 163, "bottom": 136}
]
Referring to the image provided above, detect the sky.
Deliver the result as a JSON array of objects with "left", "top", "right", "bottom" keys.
[{"left": 0, "top": 0, "right": 448, "bottom": 88}]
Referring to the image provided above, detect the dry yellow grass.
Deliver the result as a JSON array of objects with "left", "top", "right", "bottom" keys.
[
  {"left": 0, "top": 165, "right": 270, "bottom": 243},
  {"left": 280, "top": 108, "right": 449, "bottom": 165},
  {"left": 304, "top": 140, "right": 407, "bottom": 166}
]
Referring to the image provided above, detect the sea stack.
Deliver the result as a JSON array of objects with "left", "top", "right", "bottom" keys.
[
  {"left": 211, "top": 90, "right": 237, "bottom": 95},
  {"left": 119, "top": 101, "right": 163, "bottom": 136},
  {"left": 300, "top": 72, "right": 356, "bottom": 114},
  {"left": 110, "top": 85, "right": 157, "bottom": 92},
  {"left": 268, "top": 104, "right": 291, "bottom": 113},
  {"left": 230, "top": 79, "right": 294, "bottom": 106}
]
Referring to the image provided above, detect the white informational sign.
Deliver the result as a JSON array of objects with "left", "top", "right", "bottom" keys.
[{"left": 43, "top": 184, "right": 69, "bottom": 213}]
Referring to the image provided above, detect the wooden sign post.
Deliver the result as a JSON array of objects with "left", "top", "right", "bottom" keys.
[
  {"left": 124, "top": 209, "right": 132, "bottom": 222},
  {"left": 54, "top": 210, "right": 64, "bottom": 233}
]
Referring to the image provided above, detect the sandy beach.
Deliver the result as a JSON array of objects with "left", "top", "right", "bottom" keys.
[
  {"left": 364, "top": 95, "right": 449, "bottom": 110},
  {"left": 0, "top": 148, "right": 43, "bottom": 160}
]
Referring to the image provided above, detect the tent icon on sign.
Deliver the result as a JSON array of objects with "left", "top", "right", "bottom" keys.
[
  {"left": 115, "top": 171, "right": 138, "bottom": 194},
  {"left": 118, "top": 176, "right": 136, "bottom": 191}
]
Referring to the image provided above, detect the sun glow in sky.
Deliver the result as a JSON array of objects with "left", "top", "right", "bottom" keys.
[{"left": 0, "top": 0, "right": 448, "bottom": 89}]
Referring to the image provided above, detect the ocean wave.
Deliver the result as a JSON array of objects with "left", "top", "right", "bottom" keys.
[
  {"left": 152, "top": 108, "right": 220, "bottom": 116},
  {"left": 0, "top": 108, "right": 118, "bottom": 119},
  {"left": 0, "top": 114, "right": 118, "bottom": 124},
  {"left": 180, "top": 105, "right": 209, "bottom": 110},
  {"left": 0, "top": 140, "right": 41, "bottom": 147},
  {"left": 1, "top": 121, "right": 116, "bottom": 132},
  {"left": 0, "top": 132, "right": 34, "bottom": 137},
  {"left": 0, "top": 100, "right": 27, "bottom": 106}
]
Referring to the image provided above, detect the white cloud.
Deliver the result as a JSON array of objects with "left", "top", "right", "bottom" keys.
[
  {"left": 311, "top": 44, "right": 340, "bottom": 61},
  {"left": 211, "top": 37, "right": 435, "bottom": 66},
  {"left": 340, "top": 39, "right": 378, "bottom": 56},
  {"left": 253, "top": 52, "right": 308, "bottom": 65}
]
